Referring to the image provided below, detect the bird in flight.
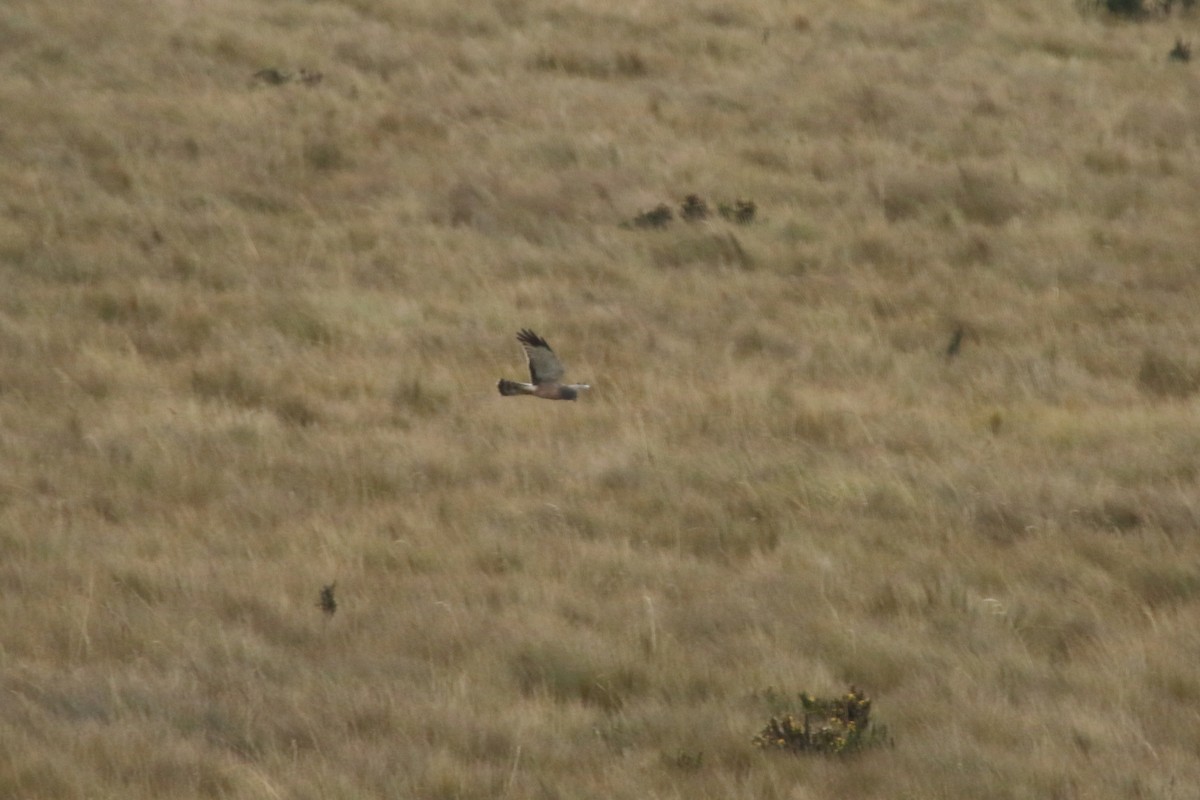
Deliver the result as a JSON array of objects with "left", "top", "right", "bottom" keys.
[{"left": 498, "top": 329, "right": 591, "bottom": 400}]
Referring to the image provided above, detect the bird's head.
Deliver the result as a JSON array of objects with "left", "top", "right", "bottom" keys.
[{"left": 561, "top": 384, "right": 591, "bottom": 400}]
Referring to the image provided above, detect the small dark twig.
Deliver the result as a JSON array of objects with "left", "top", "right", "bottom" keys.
[{"left": 946, "top": 326, "right": 965, "bottom": 359}]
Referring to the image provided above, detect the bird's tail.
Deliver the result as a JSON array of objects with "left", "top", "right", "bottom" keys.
[{"left": 498, "top": 379, "right": 535, "bottom": 396}]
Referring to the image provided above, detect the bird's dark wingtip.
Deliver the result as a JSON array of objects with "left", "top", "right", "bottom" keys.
[{"left": 516, "top": 328, "right": 551, "bottom": 350}]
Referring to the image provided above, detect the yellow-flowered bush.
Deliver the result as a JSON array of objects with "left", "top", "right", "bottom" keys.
[{"left": 753, "top": 686, "right": 890, "bottom": 756}]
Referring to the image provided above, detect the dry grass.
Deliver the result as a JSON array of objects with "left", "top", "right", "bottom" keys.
[{"left": 2, "top": 0, "right": 1200, "bottom": 797}]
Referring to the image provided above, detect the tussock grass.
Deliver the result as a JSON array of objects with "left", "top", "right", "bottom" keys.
[{"left": 2, "top": 0, "right": 1200, "bottom": 797}]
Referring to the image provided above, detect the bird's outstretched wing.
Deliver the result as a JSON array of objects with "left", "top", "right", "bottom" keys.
[{"left": 517, "top": 329, "right": 565, "bottom": 385}]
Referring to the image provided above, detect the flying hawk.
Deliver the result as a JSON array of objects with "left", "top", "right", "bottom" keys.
[{"left": 498, "top": 329, "right": 591, "bottom": 400}]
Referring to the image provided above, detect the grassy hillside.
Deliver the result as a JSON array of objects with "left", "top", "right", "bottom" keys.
[{"left": 2, "top": 1, "right": 1199, "bottom": 797}]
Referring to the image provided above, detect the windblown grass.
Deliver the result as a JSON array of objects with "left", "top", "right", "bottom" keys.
[{"left": 2, "top": 0, "right": 1199, "bottom": 797}]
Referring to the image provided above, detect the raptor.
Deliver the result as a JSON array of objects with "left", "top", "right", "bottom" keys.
[{"left": 498, "top": 329, "right": 591, "bottom": 401}]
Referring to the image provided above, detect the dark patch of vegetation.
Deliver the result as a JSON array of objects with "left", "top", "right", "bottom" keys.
[
  {"left": 680, "top": 194, "right": 710, "bottom": 221},
  {"left": 623, "top": 196, "right": 757, "bottom": 229},
  {"left": 304, "top": 139, "right": 349, "bottom": 172},
  {"left": 1109, "top": 0, "right": 1150, "bottom": 15},
  {"left": 945, "top": 325, "right": 965, "bottom": 359},
  {"left": 318, "top": 583, "right": 337, "bottom": 615},
  {"left": 625, "top": 203, "right": 673, "bottom": 229},
  {"left": 1168, "top": 38, "right": 1191, "bottom": 62},
  {"left": 253, "top": 67, "right": 324, "bottom": 86},
  {"left": 956, "top": 167, "right": 1023, "bottom": 225},
  {"left": 754, "top": 686, "right": 890, "bottom": 756},
  {"left": 718, "top": 199, "right": 757, "bottom": 224},
  {"left": 1137, "top": 349, "right": 1200, "bottom": 398},
  {"left": 613, "top": 52, "right": 649, "bottom": 77},
  {"left": 273, "top": 394, "right": 320, "bottom": 427},
  {"left": 1083, "top": 0, "right": 1196, "bottom": 18},
  {"left": 528, "top": 50, "right": 648, "bottom": 79},
  {"left": 1084, "top": 499, "right": 1143, "bottom": 532},
  {"left": 253, "top": 67, "right": 290, "bottom": 85},
  {"left": 663, "top": 750, "right": 704, "bottom": 771}
]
